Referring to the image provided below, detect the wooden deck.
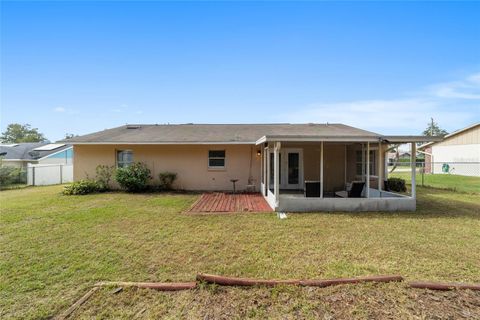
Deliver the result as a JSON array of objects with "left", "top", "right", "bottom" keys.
[{"left": 188, "top": 192, "right": 273, "bottom": 213}]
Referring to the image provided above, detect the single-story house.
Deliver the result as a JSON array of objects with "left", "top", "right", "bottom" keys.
[
  {"left": 64, "top": 123, "right": 440, "bottom": 212},
  {"left": 418, "top": 122, "right": 480, "bottom": 177},
  {"left": 0, "top": 143, "right": 73, "bottom": 169}
]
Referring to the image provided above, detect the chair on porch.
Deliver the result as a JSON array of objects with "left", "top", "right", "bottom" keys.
[{"left": 335, "top": 181, "right": 365, "bottom": 198}]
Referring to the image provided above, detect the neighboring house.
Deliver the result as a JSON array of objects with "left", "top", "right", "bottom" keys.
[
  {"left": 419, "top": 122, "right": 480, "bottom": 177},
  {"left": 0, "top": 143, "right": 73, "bottom": 169},
  {"left": 387, "top": 151, "right": 411, "bottom": 165},
  {"left": 64, "top": 123, "right": 439, "bottom": 212}
]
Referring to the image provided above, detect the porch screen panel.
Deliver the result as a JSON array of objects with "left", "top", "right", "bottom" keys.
[
  {"left": 288, "top": 153, "right": 299, "bottom": 184},
  {"left": 269, "top": 153, "right": 281, "bottom": 186}
]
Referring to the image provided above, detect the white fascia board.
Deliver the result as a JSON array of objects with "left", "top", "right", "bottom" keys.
[{"left": 256, "top": 135, "right": 382, "bottom": 144}]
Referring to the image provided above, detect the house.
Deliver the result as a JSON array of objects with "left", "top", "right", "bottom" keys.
[
  {"left": 418, "top": 122, "right": 480, "bottom": 177},
  {"left": 387, "top": 151, "right": 411, "bottom": 165},
  {"left": 64, "top": 123, "right": 440, "bottom": 212},
  {"left": 0, "top": 143, "right": 73, "bottom": 169}
]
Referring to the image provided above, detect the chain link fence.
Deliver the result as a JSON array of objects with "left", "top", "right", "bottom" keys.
[{"left": 388, "top": 161, "right": 480, "bottom": 193}]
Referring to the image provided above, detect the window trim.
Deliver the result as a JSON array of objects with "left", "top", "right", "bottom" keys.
[
  {"left": 208, "top": 150, "right": 226, "bottom": 170},
  {"left": 116, "top": 149, "right": 133, "bottom": 168},
  {"left": 355, "top": 148, "right": 377, "bottom": 177}
]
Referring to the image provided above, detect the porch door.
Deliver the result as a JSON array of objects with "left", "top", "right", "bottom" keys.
[{"left": 269, "top": 148, "right": 303, "bottom": 190}]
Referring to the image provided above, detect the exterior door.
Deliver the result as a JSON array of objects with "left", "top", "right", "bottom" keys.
[{"left": 269, "top": 148, "right": 303, "bottom": 189}]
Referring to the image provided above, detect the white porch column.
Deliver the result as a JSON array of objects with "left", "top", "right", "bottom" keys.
[
  {"left": 266, "top": 146, "right": 270, "bottom": 194},
  {"left": 274, "top": 142, "right": 281, "bottom": 207},
  {"left": 320, "top": 141, "right": 324, "bottom": 198},
  {"left": 366, "top": 142, "right": 370, "bottom": 198},
  {"left": 411, "top": 142, "right": 416, "bottom": 199},
  {"left": 361, "top": 143, "right": 365, "bottom": 181},
  {"left": 261, "top": 147, "right": 266, "bottom": 195},
  {"left": 378, "top": 143, "right": 383, "bottom": 192}
]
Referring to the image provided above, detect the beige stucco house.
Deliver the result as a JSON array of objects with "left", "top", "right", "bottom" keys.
[
  {"left": 419, "top": 123, "right": 480, "bottom": 177},
  {"left": 66, "top": 123, "right": 440, "bottom": 212}
]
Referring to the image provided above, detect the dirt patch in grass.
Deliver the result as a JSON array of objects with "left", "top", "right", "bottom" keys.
[{"left": 71, "top": 283, "right": 480, "bottom": 319}]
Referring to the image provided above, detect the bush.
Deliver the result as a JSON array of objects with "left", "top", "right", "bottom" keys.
[
  {"left": 0, "top": 166, "right": 26, "bottom": 186},
  {"left": 387, "top": 177, "right": 407, "bottom": 192},
  {"left": 115, "top": 162, "right": 151, "bottom": 192},
  {"left": 158, "top": 172, "right": 177, "bottom": 190},
  {"left": 63, "top": 180, "right": 101, "bottom": 195},
  {"left": 95, "top": 165, "right": 115, "bottom": 191}
]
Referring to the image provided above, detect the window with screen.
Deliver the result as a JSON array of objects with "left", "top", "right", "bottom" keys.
[
  {"left": 208, "top": 150, "right": 225, "bottom": 169},
  {"left": 117, "top": 150, "right": 133, "bottom": 168},
  {"left": 356, "top": 150, "right": 377, "bottom": 176}
]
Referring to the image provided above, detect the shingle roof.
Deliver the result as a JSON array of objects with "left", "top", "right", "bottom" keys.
[
  {"left": 0, "top": 143, "right": 72, "bottom": 160},
  {"left": 62, "top": 123, "right": 383, "bottom": 144}
]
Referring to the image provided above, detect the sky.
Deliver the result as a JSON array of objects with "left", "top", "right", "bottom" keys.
[{"left": 1, "top": 1, "right": 479, "bottom": 142}]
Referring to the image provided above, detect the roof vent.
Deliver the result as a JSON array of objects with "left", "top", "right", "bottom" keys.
[{"left": 126, "top": 125, "right": 140, "bottom": 129}]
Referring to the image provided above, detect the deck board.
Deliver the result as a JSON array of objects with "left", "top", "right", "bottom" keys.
[{"left": 188, "top": 193, "right": 273, "bottom": 213}]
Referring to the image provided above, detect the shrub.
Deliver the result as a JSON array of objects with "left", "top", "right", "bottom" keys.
[
  {"left": 0, "top": 166, "right": 14, "bottom": 186},
  {"left": 0, "top": 166, "right": 26, "bottom": 186},
  {"left": 387, "top": 177, "right": 407, "bottom": 192},
  {"left": 158, "top": 172, "right": 177, "bottom": 190},
  {"left": 115, "top": 162, "right": 151, "bottom": 192},
  {"left": 95, "top": 165, "right": 115, "bottom": 191},
  {"left": 63, "top": 180, "right": 101, "bottom": 195}
]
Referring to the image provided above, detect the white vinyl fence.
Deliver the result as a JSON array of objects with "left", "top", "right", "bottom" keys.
[{"left": 27, "top": 163, "right": 73, "bottom": 186}]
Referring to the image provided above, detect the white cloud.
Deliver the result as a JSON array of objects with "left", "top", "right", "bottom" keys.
[
  {"left": 53, "top": 107, "right": 65, "bottom": 112},
  {"left": 276, "top": 73, "right": 479, "bottom": 134},
  {"left": 429, "top": 72, "right": 480, "bottom": 100}
]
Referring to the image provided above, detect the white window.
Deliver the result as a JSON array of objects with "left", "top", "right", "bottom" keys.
[
  {"left": 356, "top": 149, "right": 377, "bottom": 176},
  {"left": 208, "top": 150, "right": 225, "bottom": 169},
  {"left": 117, "top": 150, "right": 133, "bottom": 168}
]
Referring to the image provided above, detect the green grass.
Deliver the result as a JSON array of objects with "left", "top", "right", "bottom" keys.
[
  {"left": 1, "top": 186, "right": 480, "bottom": 319},
  {"left": 390, "top": 171, "right": 480, "bottom": 194}
]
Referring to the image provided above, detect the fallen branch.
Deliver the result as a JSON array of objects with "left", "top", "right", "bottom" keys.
[
  {"left": 409, "top": 281, "right": 480, "bottom": 291},
  {"left": 196, "top": 273, "right": 300, "bottom": 287},
  {"left": 95, "top": 281, "right": 197, "bottom": 291},
  {"left": 54, "top": 286, "right": 100, "bottom": 320},
  {"left": 299, "top": 275, "right": 404, "bottom": 287}
]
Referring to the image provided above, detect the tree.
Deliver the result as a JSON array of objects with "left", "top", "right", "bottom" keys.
[
  {"left": 423, "top": 118, "right": 448, "bottom": 137},
  {"left": 0, "top": 123, "right": 47, "bottom": 143},
  {"left": 64, "top": 133, "right": 78, "bottom": 139}
]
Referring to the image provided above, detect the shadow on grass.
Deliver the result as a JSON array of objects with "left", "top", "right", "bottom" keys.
[{"left": 293, "top": 187, "right": 479, "bottom": 220}]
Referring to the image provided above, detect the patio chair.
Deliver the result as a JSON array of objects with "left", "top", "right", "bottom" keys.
[{"left": 335, "top": 181, "right": 365, "bottom": 198}]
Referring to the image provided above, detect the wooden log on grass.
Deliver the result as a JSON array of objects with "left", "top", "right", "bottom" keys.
[
  {"left": 95, "top": 281, "right": 197, "bottom": 291},
  {"left": 196, "top": 273, "right": 301, "bottom": 287},
  {"left": 409, "top": 281, "right": 480, "bottom": 291},
  {"left": 299, "top": 275, "right": 404, "bottom": 287},
  {"left": 55, "top": 287, "right": 100, "bottom": 320}
]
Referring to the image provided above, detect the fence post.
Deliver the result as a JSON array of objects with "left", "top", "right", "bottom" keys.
[{"left": 60, "top": 165, "right": 63, "bottom": 184}]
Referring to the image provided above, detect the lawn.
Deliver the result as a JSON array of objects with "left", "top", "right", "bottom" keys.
[
  {"left": 390, "top": 171, "right": 480, "bottom": 194},
  {"left": 1, "top": 186, "right": 480, "bottom": 319}
]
